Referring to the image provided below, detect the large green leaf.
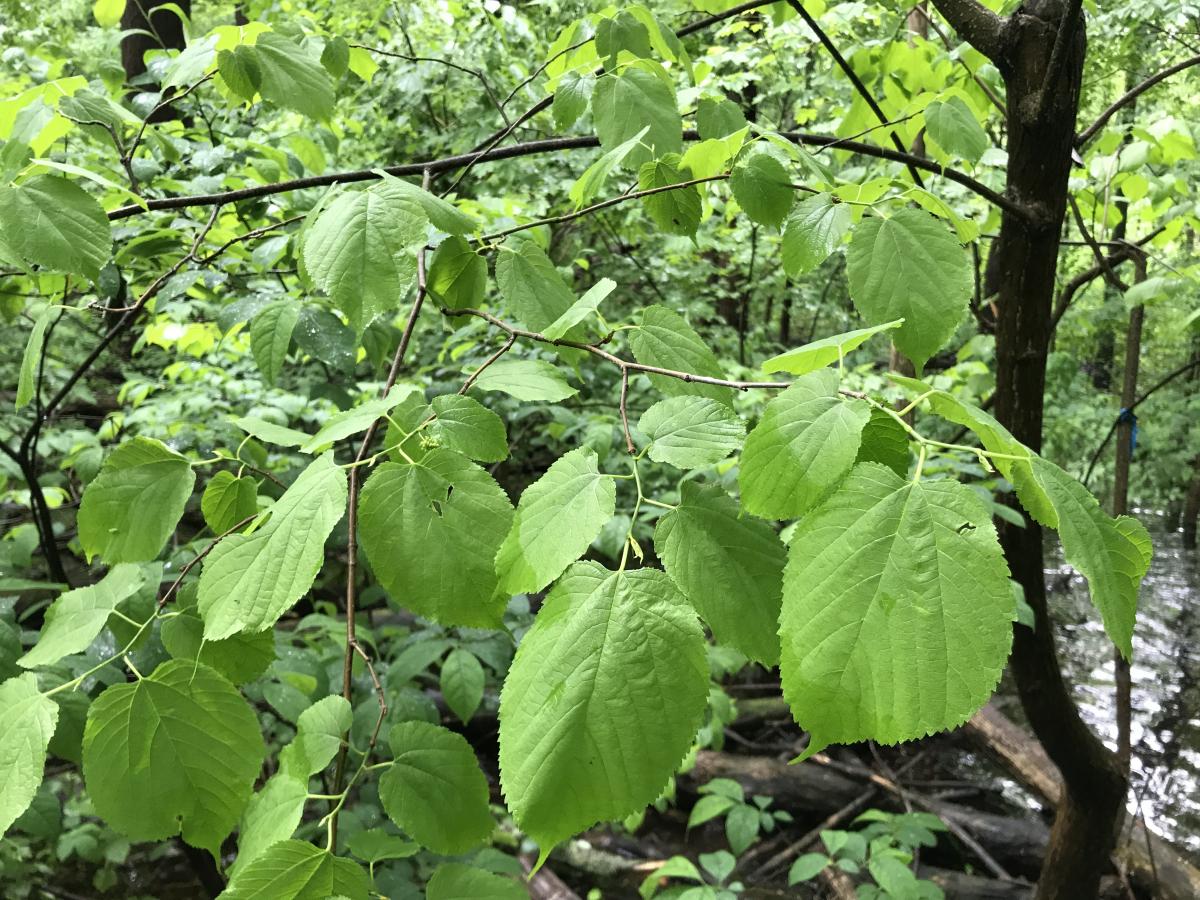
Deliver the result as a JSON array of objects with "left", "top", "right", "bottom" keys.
[
  {"left": 924, "top": 96, "right": 989, "bottom": 164},
  {"left": 495, "top": 448, "right": 616, "bottom": 595},
  {"left": 0, "top": 175, "right": 112, "bottom": 280},
  {"left": 855, "top": 408, "right": 911, "bottom": 477},
  {"left": 160, "top": 589, "right": 275, "bottom": 685},
  {"left": 781, "top": 192, "right": 852, "bottom": 277},
  {"left": 198, "top": 454, "right": 347, "bottom": 640},
  {"left": 627, "top": 305, "right": 733, "bottom": 405},
  {"left": 253, "top": 33, "right": 335, "bottom": 120},
  {"left": 499, "top": 563, "right": 708, "bottom": 857},
  {"left": 729, "top": 153, "right": 793, "bottom": 228},
  {"left": 655, "top": 483, "right": 785, "bottom": 665},
  {"left": 426, "top": 863, "right": 527, "bottom": 900},
  {"left": 78, "top": 437, "right": 196, "bottom": 563},
  {"left": 554, "top": 70, "right": 594, "bottom": 130},
  {"left": 219, "top": 840, "right": 368, "bottom": 900},
  {"left": 0, "top": 674, "right": 59, "bottom": 836},
  {"left": 378, "top": 721, "right": 493, "bottom": 854},
  {"left": 302, "top": 182, "right": 428, "bottom": 331},
  {"left": 495, "top": 240, "right": 576, "bottom": 332},
  {"left": 428, "top": 236, "right": 486, "bottom": 310},
  {"left": 201, "top": 471, "right": 259, "bottom": 534},
  {"left": 1021, "top": 458, "right": 1151, "bottom": 658},
  {"left": 470, "top": 358, "right": 579, "bottom": 402},
  {"left": 426, "top": 394, "right": 509, "bottom": 462},
  {"left": 359, "top": 450, "right": 514, "bottom": 627},
  {"left": 232, "top": 774, "right": 308, "bottom": 874},
  {"left": 18, "top": 564, "right": 146, "bottom": 669},
  {"left": 780, "top": 464, "right": 1014, "bottom": 758},
  {"left": 250, "top": 301, "right": 299, "bottom": 386},
  {"left": 638, "top": 396, "right": 745, "bottom": 469},
  {"left": 379, "top": 173, "right": 476, "bottom": 235},
  {"left": 738, "top": 370, "right": 870, "bottom": 519},
  {"left": 638, "top": 154, "right": 702, "bottom": 237},
  {"left": 591, "top": 63, "right": 682, "bottom": 169},
  {"left": 846, "top": 209, "right": 972, "bottom": 372},
  {"left": 762, "top": 320, "right": 904, "bottom": 376},
  {"left": 82, "top": 660, "right": 264, "bottom": 858}
]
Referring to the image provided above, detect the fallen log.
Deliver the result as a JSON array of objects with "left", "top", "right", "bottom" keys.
[{"left": 964, "top": 702, "right": 1200, "bottom": 900}]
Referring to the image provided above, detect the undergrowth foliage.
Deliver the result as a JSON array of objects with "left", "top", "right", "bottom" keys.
[{"left": 0, "top": 2, "right": 1157, "bottom": 896}]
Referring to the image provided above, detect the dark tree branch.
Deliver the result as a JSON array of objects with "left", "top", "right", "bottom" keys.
[
  {"left": 927, "top": 0, "right": 1008, "bottom": 62},
  {"left": 1049, "top": 225, "right": 1165, "bottom": 330},
  {"left": 784, "top": 0, "right": 926, "bottom": 187},
  {"left": 1036, "top": 0, "right": 1084, "bottom": 120},
  {"left": 1076, "top": 53, "right": 1200, "bottom": 147},
  {"left": 1068, "top": 195, "right": 1127, "bottom": 292}
]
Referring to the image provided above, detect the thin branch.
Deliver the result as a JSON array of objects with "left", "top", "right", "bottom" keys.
[
  {"left": 1068, "top": 195, "right": 1127, "bottom": 292},
  {"left": 1077, "top": 54, "right": 1200, "bottom": 147},
  {"left": 157, "top": 514, "right": 258, "bottom": 610},
  {"left": 926, "top": 0, "right": 1008, "bottom": 62},
  {"left": 458, "top": 332, "right": 517, "bottom": 395},
  {"left": 785, "top": 0, "right": 925, "bottom": 187},
  {"left": 352, "top": 45, "right": 510, "bottom": 126},
  {"left": 124, "top": 73, "right": 216, "bottom": 172},
  {"left": 501, "top": 37, "right": 591, "bottom": 108},
  {"left": 1049, "top": 225, "right": 1165, "bottom": 330}
]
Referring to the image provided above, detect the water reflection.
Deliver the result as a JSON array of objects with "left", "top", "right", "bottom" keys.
[{"left": 1044, "top": 517, "right": 1200, "bottom": 855}]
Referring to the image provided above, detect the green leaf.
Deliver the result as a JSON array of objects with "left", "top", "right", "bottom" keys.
[
  {"left": 321, "top": 36, "right": 350, "bottom": 78},
  {"left": 781, "top": 464, "right": 1014, "bottom": 758},
  {"left": 218, "top": 46, "right": 263, "bottom": 101},
  {"left": 378, "top": 721, "right": 493, "bottom": 854},
  {"left": 0, "top": 175, "right": 112, "bottom": 280},
  {"left": 788, "top": 853, "right": 831, "bottom": 884},
  {"left": 738, "top": 370, "right": 870, "bottom": 519},
  {"left": 279, "top": 695, "right": 353, "bottom": 777},
  {"left": 15, "top": 306, "right": 55, "bottom": 410},
  {"left": 303, "top": 182, "right": 428, "bottom": 331},
  {"left": 78, "top": 437, "right": 196, "bottom": 563},
  {"left": 441, "top": 649, "right": 485, "bottom": 724},
  {"left": 429, "top": 236, "right": 487, "bottom": 310},
  {"left": 554, "top": 70, "right": 594, "bottom": 130},
  {"left": 470, "top": 358, "right": 579, "bottom": 402},
  {"left": 638, "top": 155, "right": 702, "bottom": 237},
  {"left": 347, "top": 829, "right": 418, "bottom": 864},
  {"left": 426, "top": 863, "right": 527, "bottom": 900},
  {"left": 638, "top": 396, "right": 745, "bottom": 469},
  {"left": 163, "top": 34, "right": 218, "bottom": 89},
  {"left": 253, "top": 33, "right": 335, "bottom": 120},
  {"left": 495, "top": 447, "right": 616, "bottom": 595},
  {"left": 655, "top": 483, "right": 786, "bottom": 665},
  {"left": 854, "top": 408, "right": 911, "bottom": 477},
  {"left": 201, "top": 471, "right": 259, "bottom": 534},
  {"left": 596, "top": 10, "right": 653, "bottom": 65},
  {"left": 0, "top": 674, "right": 59, "bottom": 836},
  {"left": 18, "top": 563, "right": 146, "bottom": 669},
  {"left": 1021, "top": 458, "right": 1151, "bottom": 659},
  {"left": 688, "top": 794, "right": 736, "bottom": 828},
  {"left": 58, "top": 88, "right": 141, "bottom": 130},
  {"left": 160, "top": 589, "right": 275, "bottom": 685},
  {"left": 500, "top": 563, "right": 708, "bottom": 856},
  {"left": 726, "top": 803, "right": 760, "bottom": 854},
  {"left": 762, "top": 320, "right": 904, "bottom": 376},
  {"left": 230, "top": 415, "right": 310, "bottom": 448},
  {"left": 199, "top": 454, "right": 347, "bottom": 640},
  {"left": 82, "top": 660, "right": 264, "bottom": 859},
  {"left": 592, "top": 63, "right": 682, "bottom": 169},
  {"left": 696, "top": 98, "right": 747, "bottom": 140},
  {"left": 219, "top": 840, "right": 368, "bottom": 900},
  {"left": 427, "top": 394, "right": 509, "bottom": 462},
  {"left": 250, "top": 301, "right": 299, "bottom": 386},
  {"left": 628, "top": 305, "right": 733, "bottom": 405},
  {"left": 92, "top": 0, "right": 125, "bottom": 27},
  {"left": 543, "top": 278, "right": 616, "bottom": 341},
  {"left": 495, "top": 240, "right": 576, "bottom": 331},
  {"left": 299, "top": 384, "right": 420, "bottom": 453},
  {"left": 359, "top": 451, "right": 514, "bottom": 628},
  {"left": 570, "top": 126, "right": 650, "bottom": 208},
  {"left": 730, "top": 153, "right": 793, "bottom": 228},
  {"left": 924, "top": 96, "right": 989, "bottom": 164},
  {"left": 378, "top": 173, "right": 476, "bottom": 236},
  {"left": 846, "top": 209, "right": 972, "bottom": 372},
  {"left": 233, "top": 774, "right": 308, "bottom": 873}
]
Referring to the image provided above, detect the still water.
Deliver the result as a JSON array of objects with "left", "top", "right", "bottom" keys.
[{"left": 1045, "top": 519, "right": 1200, "bottom": 855}]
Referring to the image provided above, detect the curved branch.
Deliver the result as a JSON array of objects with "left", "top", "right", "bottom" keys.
[
  {"left": 1049, "top": 225, "right": 1165, "bottom": 330},
  {"left": 927, "top": 0, "right": 1008, "bottom": 62},
  {"left": 1077, "top": 54, "right": 1200, "bottom": 148}
]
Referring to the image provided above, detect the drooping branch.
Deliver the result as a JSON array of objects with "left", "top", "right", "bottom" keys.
[
  {"left": 926, "top": 0, "right": 1008, "bottom": 62},
  {"left": 1077, "top": 53, "right": 1200, "bottom": 147},
  {"left": 784, "top": 0, "right": 926, "bottom": 187}
]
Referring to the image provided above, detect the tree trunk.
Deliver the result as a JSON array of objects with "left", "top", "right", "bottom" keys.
[
  {"left": 983, "top": 6, "right": 1128, "bottom": 899},
  {"left": 1183, "top": 455, "right": 1200, "bottom": 549}
]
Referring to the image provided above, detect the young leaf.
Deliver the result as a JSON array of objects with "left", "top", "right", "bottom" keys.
[
  {"left": 198, "top": 453, "right": 347, "bottom": 640},
  {"left": 499, "top": 563, "right": 708, "bottom": 857},
  {"left": 762, "top": 319, "right": 904, "bottom": 376},
  {"left": 230, "top": 415, "right": 311, "bottom": 449},
  {"left": 359, "top": 451, "right": 514, "bottom": 628},
  {"left": 0, "top": 674, "right": 59, "bottom": 836},
  {"left": 427, "top": 394, "right": 509, "bottom": 462},
  {"left": 426, "top": 863, "right": 527, "bottom": 900},
  {"left": 638, "top": 396, "right": 745, "bottom": 469},
  {"left": 554, "top": 70, "right": 594, "bottom": 130},
  {"left": 15, "top": 306, "right": 55, "bottom": 410},
  {"left": 628, "top": 305, "right": 733, "bottom": 405},
  {"left": 542, "top": 277, "right": 616, "bottom": 341},
  {"left": 299, "top": 384, "right": 421, "bottom": 452},
  {"left": 92, "top": 0, "right": 125, "bottom": 27},
  {"left": 569, "top": 126, "right": 650, "bottom": 208},
  {"left": 441, "top": 648, "right": 485, "bottom": 724},
  {"left": 201, "top": 471, "right": 259, "bottom": 534},
  {"left": 82, "top": 660, "right": 264, "bottom": 859},
  {"left": 591, "top": 63, "right": 682, "bottom": 169},
  {"left": 220, "top": 840, "right": 368, "bottom": 900},
  {"left": 18, "top": 564, "right": 146, "bottom": 669},
  {"left": 738, "top": 370, "right": 870, "bottom": 519},
  {"left": 780, "top": 464, "right": 1014, "bottom": 759},
  {"left": 378, "top": 721, "right": 493, "bottom": 854},
  {"left": 696, "top": 97, "right": 747, "bottom": 140},
  {"left": 854, "top": 408, "right": 911, "bottom": 477},
  {"left": 428, "top": 236, "right": 487, "bottom": 310},
  {"left": 846, "top": 209, "right": 972, "bottom": 372},
  {"left": 78, "top": 437, "right": 196, "bottom": 563},
  {"left": 494, "top": 447, "right": 616, "bottom": 595},
  {"left": 232, "top": 775, "right": 308, "bottom": 874},
  {"left": 730, "top": 153, "right": 793, "bottom": 228},
  {"left": 655, "top": 483, "right": 785, "bottom": 665},
  {"left": 924, "top": 96, "right": 989, "bottom": 164},
  {"left": 470, "top": 358, "right": 579, "bottom": 402},
  {"left": 253, "top": 33, "right": 335, "bottom": 120},
  {"left": 250, "top": 301, "right": 299, "bottom": 386},
  {"left": 0, "top": 175, "right": 113, "bottom": 280},
  {"left": 638, "top": 155, "right": 702, "bottom": 237},
  {"left": 346, "top": 829, "right": 418, "bottom": 865},
  {"left": 279, "top": 695, "right": 353, "bottom": 777},
  {"left": 495, "top": 240, "right": 577, "bottom": 331}
]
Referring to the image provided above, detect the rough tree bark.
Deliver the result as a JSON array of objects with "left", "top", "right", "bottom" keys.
[{"left": 929, "top": 2, "right": 1127, "bottom": 897}]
